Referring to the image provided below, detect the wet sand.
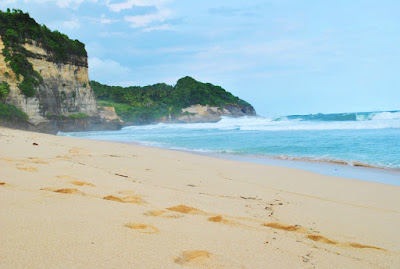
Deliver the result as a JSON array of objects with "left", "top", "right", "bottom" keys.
[{"left": 1, "top": 127, "right": 399, "bottom": 268}]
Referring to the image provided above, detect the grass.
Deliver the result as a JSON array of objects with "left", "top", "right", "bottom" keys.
[
  {"left": 68, "top": 113, "right": 88, "bottom": 119},
  {"left": 98, "top": 100, "right": 132, "bottom": 113},
  {"left": 0, "top": 103, "right": 28, "bottom": 122}
]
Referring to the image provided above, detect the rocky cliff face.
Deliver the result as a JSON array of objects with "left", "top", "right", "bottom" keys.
[
  {"left": 0, "top": 37, "right": 121, "bottom": 133},
  {"left": 161, "top": 104, "right": 257, "bottom": 123}
]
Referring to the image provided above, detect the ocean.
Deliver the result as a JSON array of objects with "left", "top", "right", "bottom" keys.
[{"left": 59, "top": 110, "right": 400, "bottom": 185}]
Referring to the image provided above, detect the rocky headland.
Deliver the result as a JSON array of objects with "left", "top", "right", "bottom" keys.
[
  {"left": 0, "top": 10, "right": 255, "bottom": 133},
  {"left": 0, "top": 10, "right": 122, "bottom": 133}
]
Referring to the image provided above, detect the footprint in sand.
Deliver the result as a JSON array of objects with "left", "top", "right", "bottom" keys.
[
  {"left": 56, "top": 155, "right": 72, "bottom": 160},
  {"left": 307, "top": 235, "right": 385, "bottom": 250},
  {"left": 17, "top": 167, "right": 38, "bottom": 172},
  {"left": 68, "top": 147, "right": 85, "bottom": 154},
  {"left": 208, "top": 215, "right": 235, "bottom": 225},
  {"left": 144, "top": 210, "right": 183, "bottom": 219},
  {"left": 262, "top": 222, "right": 385, "bottom": 251},
  {"left": 0, "top": 182, "right": 6, "bottom": 186},
  {"left": 174, "top": 250, "right": 211, "bottom": 265},
  {"left": 307, "top": 235, "right": 338, "bottom": 245},
  {"left": 347, "top": 242, "right": 385, "bottom": 250},
  {"left": 166, "top": 205, "right": 206, "bottom": 215},
  {"left": 117, "top": 190, "right": 137, "bottom": 195},
  {"left": 124, "top": 223, "right": 159, "bottom": 234},
  {"left": 70, "top": 181, "right": 95, "bottom": 187},
  {"left": 41, "top": 188, "right": 85, "bottom": 195},
  {"left": 26, "top": 157, "right": 48, "bottom": 164},
  {"left": 57, "top": 175, "right": 74, "bottom": 179},
  {"left": 103, "top": 195, "right": 145, "bottom": 204},
  {"left": 0, "top": 157, "right": 14, "bottom": 163},
  {"left": 262, "top": 222, "right": 301, "bottom": 232}
]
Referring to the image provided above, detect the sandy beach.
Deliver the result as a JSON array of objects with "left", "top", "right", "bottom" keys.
[{"left": 1, "top": 126, "right": 399, "bottom": 268}]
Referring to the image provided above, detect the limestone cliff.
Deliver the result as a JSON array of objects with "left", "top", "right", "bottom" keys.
[
  {"left": 97, "top": 106, "right": 124, "bottom": 125},
  {"left": 161, "top": 104, "right": 256, "bottom": 123},
  {"left": 91, "top": 77, "right": 257, "bottom": 125},
  {"left": 0, "top": 37, "right": 121, "bottom": 133}
]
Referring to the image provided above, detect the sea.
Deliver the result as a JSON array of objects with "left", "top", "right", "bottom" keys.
[{"left": 59, "top": 110, "right": 400, "bottom": 185}]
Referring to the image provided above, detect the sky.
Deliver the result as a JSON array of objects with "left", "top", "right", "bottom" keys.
[{"left": 1, "top": 0, "right": 399, "bottom": 116}]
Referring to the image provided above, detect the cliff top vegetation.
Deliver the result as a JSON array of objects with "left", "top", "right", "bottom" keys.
[
  {"left": 0, "top": 9, "right": 87, "bottom": 62},
  {"left": 0, "top": 9, "right": 87, "bottom": 97},
  {"left": 91, "top": 76, "right": 254, "bottom": 124}
]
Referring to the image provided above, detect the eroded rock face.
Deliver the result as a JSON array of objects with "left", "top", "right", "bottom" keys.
[
  {"left": 0, "top": 38, "right": 121, "bottom": 133},
  {"left": 97, "top": 106, "right": 124, "bottom": 124},
  {"left": 162, "top": 104, "right": 256, "bottom": 123}
]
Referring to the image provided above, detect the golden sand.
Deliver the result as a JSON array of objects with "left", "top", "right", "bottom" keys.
[{"left": 1, "top": 127, "right": 399, "bottom": 268}]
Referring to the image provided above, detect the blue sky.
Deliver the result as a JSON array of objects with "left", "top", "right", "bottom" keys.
[{"left": 1, "top": 0, "right": 399, "bottom": 116}]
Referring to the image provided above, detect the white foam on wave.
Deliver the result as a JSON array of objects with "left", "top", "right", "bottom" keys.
[
  {"left": 356, "top": 111, "right": 400, "bottom": 121},
  {"left": 122, "top": 114, "right": 400, "bottom": 132},
  {"left": 123, "top": 116, "right": 273, "bottom": 131},
  {"left": 370, "top": 111, "right": 400, "bottom": 120}
]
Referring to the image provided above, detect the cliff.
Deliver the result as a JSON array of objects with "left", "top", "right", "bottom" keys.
[
  {"left": 91, "top": 77, "right": 256, "bottom": 125},
  {"left": 172, "top": 104, "right": 255, "bottom": 123},
  {"left": 0, "top": 10, "right": 121, "bottom": 133}
]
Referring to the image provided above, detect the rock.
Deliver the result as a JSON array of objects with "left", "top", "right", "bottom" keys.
[
  {"left": 166, "top": 104, "right": 256, "bottom": 123},
  {"left": 97, "top": 106, "right": 124, "bottom": 124},
  {"left": 0, "top": 38, "right": 122, "bottom": 133}
]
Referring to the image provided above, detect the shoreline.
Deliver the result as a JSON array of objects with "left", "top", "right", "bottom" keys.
[
  {"left": 202, "top": 152, "right": 400, "bottom": 186},
  {"left": 2, "top": 127, "right": 400, "bottom": 268},
  {"left": 59, "top": 134, "right": 400, "bottom": 186},
  {"left": 132, "top": 142, "right": 400, "bottom": 186}
]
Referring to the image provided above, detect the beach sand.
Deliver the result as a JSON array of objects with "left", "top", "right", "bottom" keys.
[{"left": 1, "top": 126, "right": 399, "bottom": 268}]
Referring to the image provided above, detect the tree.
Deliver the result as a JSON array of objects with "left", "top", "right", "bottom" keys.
[{"left": 0, "top": 81, "right": 10, "bottom": 102}]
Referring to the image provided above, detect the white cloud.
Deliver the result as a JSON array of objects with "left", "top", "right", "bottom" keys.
[
  {"left": 8, "top": 0, "right": 98, "bottom": 8},
  {"left": 88, "top": 57, "right": 131, "bottom": 83},
  {"left": 55, "top": 0, "right": 85, "bottom": 8},
  {"left": 106, "top": 0, "right": 169, "bottom": 12},
  {"left": 100, "top": 14, "right": 112, "bottom": 24},
  {"left": 143, "top": 23, "right": 173, "bottom": 32},
  {"left": 124, "top": 8, "right": 172, "bottom": 28},
  {"left": 98, "top": 31, "right": 125, "bottom": 37},
  {"left": 87, "top": 14, "right": 118, "bottom": 24},
  {"left": 106, "top": 0, "right": 174, "bottom": 31},
  {"left": 62, "top": 18, "right": 80, "bottom": 29},
  {"left": 0, "top": 0, "right": 17, "bottom": 9}
]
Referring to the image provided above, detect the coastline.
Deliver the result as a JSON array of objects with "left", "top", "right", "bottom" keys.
[
  {"left": 201, "top": 152, "right": 400, "bottom": 186},
  {"left": 1, "top": 126, "right": 400, "bottom": 268},
  {"left": 59, "top": 134, "right": 400, "bottom": 186}
]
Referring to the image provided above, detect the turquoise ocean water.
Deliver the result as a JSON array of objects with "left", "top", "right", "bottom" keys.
[{"left": 60, "top": 110, "right": 400, "bottom": 184}]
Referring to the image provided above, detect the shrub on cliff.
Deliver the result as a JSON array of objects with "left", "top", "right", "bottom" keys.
[
  {"left": 0, "top": 103, "right": 28, "bottom": 122},
  {"left": 69, "top": 113, "right": 89, "bottom": 119},
  {"left": 0, "top": 80, "right": 28, "bottom": 123},
  {"left": 0, "top": 9, "right": 87, "bottom": 98},
  {"left": 91, "top": 77, "right": 254, "bottom": 124},
  {"left": 0, "top": 9, "right": 86, "bottom": 61},
  {"left": 0, "top": 81, "right": 10, "bottom": 101}
]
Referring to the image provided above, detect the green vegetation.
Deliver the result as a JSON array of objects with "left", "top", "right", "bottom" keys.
[
  {"left": 0, "top": 103, "right": 28, "bottom": 122},
  {"left": 0, "top": 80, "right": 28, "bottom": 123},
  {"left": 0, "top": 81, "right": 10, "bottom": 101},
  {"left": 68, "top": 113, "right": 88, "bottom": 119},
  {"left": 91, "top": 76, "right": 253, "bottom": 124},
  {"left": 0, "top": 9, "right": 87, "bottom": 98}
]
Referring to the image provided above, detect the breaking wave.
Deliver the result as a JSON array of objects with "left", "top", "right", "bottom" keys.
[{"left": 123, "top": 110, "right": 400, "bottom": 132}]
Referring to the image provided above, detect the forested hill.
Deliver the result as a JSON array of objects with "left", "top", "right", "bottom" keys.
[{"left": 91, "top": 76, "right": 256, "bottom": 124}]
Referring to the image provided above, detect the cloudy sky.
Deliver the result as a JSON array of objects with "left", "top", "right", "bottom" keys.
[{"left": 1, "top": 0, "right": 399, "bottom": 116}]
